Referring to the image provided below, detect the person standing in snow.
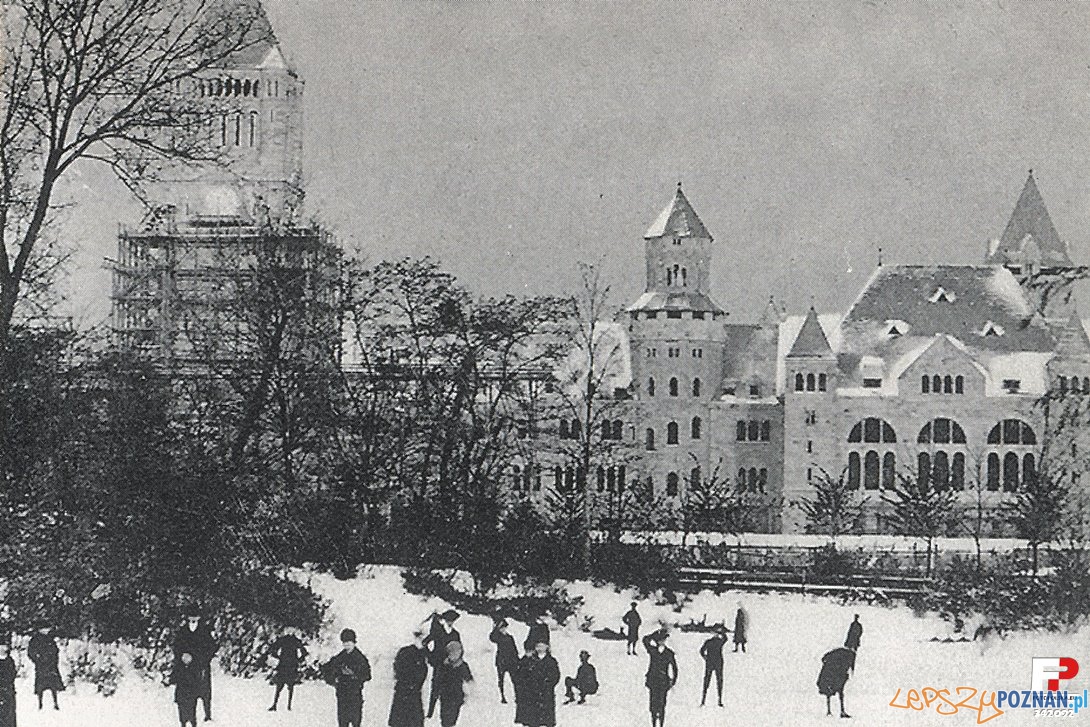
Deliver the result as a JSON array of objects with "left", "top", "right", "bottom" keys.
[
  {"left": 844, "top": 615, "right": 863, "bottom": 651},
  {"left": 489, "top": 618, "right": 519, "bottom": 703},
  {"left": 515, "top": 640, "right": 560, "bottom": 727},
  {"left": 172, "top": 651, "right": 202, "bottom": 727},
  {"left": 28, "top": 623, "right": 64, "bottom": 711},
  {"left": 322, "top": 628, "right": 372, "bottom": 727},
  {"left": 435, "top": 640, "right": 473, "bottom": 727},
  {"left": 425, "top": 610, "right": 461, "bottom": 719},
  {"left": 699, "top": 625, "right": 727, "bottom": 707},
  {"left": 267, "top": 627, "right": 308, "bottom": 712},
  {"left": 642, "top": 629, "right": 678, "bottom": 727},
  {"left": 817, "top": 646, "right": 855, "bottom": 718},
  {"left": 562, "top": 650, "right": 598, "bottom": 705},
  {"left": 622, "top": 603, "right": 642, "bottom": 656},
  {"left": 173, "top": 609, "right": 218, "bottom": 722},
  {"left": 389, "top": 629, "right": 429, "bottom": 727},
  {"left": 0, "top": 640, "right": 16, "bottom": 727},
  {"left": 732, "top": 603, "right": 748, "bottom": 653},
  {"left": 523, "top": 614, "right": 550, "bottom": 653}
]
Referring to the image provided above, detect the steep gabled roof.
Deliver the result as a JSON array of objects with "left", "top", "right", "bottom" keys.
[
  {"left": 215, "top": 0, "right": 288, "bottom": 71},
  {"left": 840, "top": 265, "right": 1054, "bottom": 354},
  {"left": 644, "top": 184, "right": 711, "bottom": 240},
  {"left": 1054, "top": 314, "right": 1090, "bottom": 358},
  {"left": 787, "top": 307, "right": 834, "bottom": 358},
  {"left": 988, "top": 172, "right": 1072, "bottom": 266}
]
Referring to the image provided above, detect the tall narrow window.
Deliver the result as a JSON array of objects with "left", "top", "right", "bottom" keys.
[
  {"left": 759, "top": 421, "right": 771, "bottom": 442},
  {"left": 571, "top": 419, "right": 581, "bottom": 440},
  {"left": 646, "top": 428, "right": 655, "bottom": 451},
  {"left": 955, "top": 375, "right": 964, "bottom": 394},
  {"left": 736, "top": 421, "right": 746, "bottom": 441},
  {"left": 666, "top": 472, "right": 679, "bottom": 497},
  {"left": 747, "top": 420, "right": 759, "bottom": 441},
  {"left": 233, "top": 112, "right": 242, "bottom": 146},
  {"left": 922, "top": 375, "right": 930, "bottom": 394},
  {"left": 943, "top": 375, "right": 953, "bottom": 394},
  {"left": 847, "top": 452, "right": 861, "bottom": 489},
  {"left": 612, "top": 420, "right": 623, "bottom": 440},
  {"left": 806, "top": 373, "right": 816, "bottom": 392},
  {"left": 692, "top": 378, "right": 701, "bottom": 397},
  {"left": 818, "top": 373, "right": 827, "bottom": 392},
  {"left": 248, "top": 111, "right": 257, "bottom": 146},
  {"left": 648, "top": 377, "right": 655, "bottom": 397},
  {"left": 669, "top": 377, "right": 679, "bottom": 397},
  {"left": 690, "top": 467, "right": 701, "bottom": 489},
  {"left": 795, "top": 373, "right": 804, "bottom": 392},
  {"left": 220, "top": 114, "right": 228, "bottom": 146},
  {"left": 691, "top": 416, "right": 702, "bottom": 440},
  {"left": 738, "top": 469, "right": 747, "bottom": 490},
  {"left": 667, "top": 422, "right": 679, "bottom": 445}
]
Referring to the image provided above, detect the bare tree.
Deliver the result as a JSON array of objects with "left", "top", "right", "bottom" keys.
[
  {"left": 797, "top": 467, "right": 867, "bottom": 546},
  {"left": 883, "top": 470, "right": 959, "bottom": 577}
]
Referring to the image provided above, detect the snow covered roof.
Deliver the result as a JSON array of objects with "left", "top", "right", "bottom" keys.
[
  {"left": 626, "top": 291, "right": 725, "bottom": 314},
  {"left": 987, "top": 172, "right": 1072, "bottom": 267},
  {"left": 787, "top": 307, "right": 834, "bottom": 358},
  {"left": 643, "top": 184, "right": 711, "bottom": 240}
]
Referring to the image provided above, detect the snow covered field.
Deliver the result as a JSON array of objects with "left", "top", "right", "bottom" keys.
[{"left": 10, "top": 566, "right": 1084, "bottom": 726}]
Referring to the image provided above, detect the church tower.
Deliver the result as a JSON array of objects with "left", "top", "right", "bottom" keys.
[
  {"left": 987, "top": 172, "right": 1084, "bottom": 321},
  {"left": 626, "top": 184, "right": 727, "bottom": 501}
]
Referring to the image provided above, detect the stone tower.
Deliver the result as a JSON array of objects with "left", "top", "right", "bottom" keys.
[
  {"left": 145, "top": 0, "right": 304, "bottom": 225},
  {"left": 987, "top": 172, "right": 1083, "bottom": 321},
  {"left": 626, "top": 184, "right": 727, "bottom": 500}
]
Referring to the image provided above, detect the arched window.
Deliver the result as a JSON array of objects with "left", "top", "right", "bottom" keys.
[
  {"left": 736, "top": 421, "right": 746, "bottom": 441},
  {"left": 922, "top": 375, "right": 930, "bottom": 394},
  {"left": 987, "top": 419, "right": 1037, "bottom": 492},
  {"left": 564, "top": 466, "right": 576, "bottom": 489},
  {"left": 665, "top": 267, "right": 672, "bottom": 285},
  {"left": 220, "top": 114, "right": 228, "bottom": 146},
  {"left": 612, "top": 420, "right": 623, "bottom": 440},
  {"left": 606, "top": 467, "right": 616, "bottom": 492},
  {"left": 943, "top": 375, "right": 953, "bottom": 394},
  {"left": 951, "top": 452, "right": 966, "bottom": 490},
  {"left": 253, "top": 80, "right": 259, "bottom": 96},
  {"left": 512, "top": 465, "right": 522, "bottom": 489},
  {"left": 758, "top": 468, "right": 767, "bottom": 492},
  {"left": 847, "top": 452, "right": 861, "bottom": 489},
  {"left": 806, "top": 373, "right": 816, "bottom": 391},
  {"left": 248, "top": 111, "right": 258, "bottom": 146},
  {"left": 748, "top": 467, "right": 759, "bottom": 493},
  {"left": 918, "top": 418, "right": 966, "bottom": 490},
  {"left": 847, "top": 418, "right": 896, "bottom": 490},
  {"left": 759, "top": 421, "right": 771, "bottom": 442},
  {"left": 932, "top": 374, "right": 941, "bottom": 393},
  {"left": 681, "top": 268, "right": 688, "bottom": 286},
  {"left": 918, "top": 452, "right": 931, "bottom": 489},
  {"left": 554, "top": 466, "right": 562, "bottom": 489},
  {"left": 243, "top": 79, "right": 252, "bottom": 96},
  {"left": 645, "top": 428, "right": 655, "bottom": 451},
  {"left": 648, "top": 377, "right": 655, "bottom": 397},
  {"left": 691, "top": 416, "right": 702, "bottom": 440},
  {"left": 669, "top": 377, "right": 679, "bottom": 397},
  {"left": 818, "top": 373, "right": 827, "bottom": 392},
  {"left": 747, "top": 420, "right": 759, "bottom": 441},
  {"left": 233, "top": 78, "right": 242, "bottom": 95},
  {"left": 737, "top": 468, "right": 747, "bottom": 491},
  {"left": 933, "top": 451, "right": 950, "bottom": 490},
  {"left": 955, "top": 375, "right": 964, "bottom": 394},
  {"left": 795, "top": 373, "right": 804, "bottom": 392},
  {"left": 690, "top": 467, "right": 701, "bottom": 489},
  {"left": 667, "top": 421, "right": 679, "bottom": 445},
  {"left": 596, "top": 466, "right": 606, "bottom": 492},
  {"left": 692, "top": 378, "right": 701, "bottom": 397},
  {"left": 233, "top": 112, "right": 242, "bottom": 145},
  {"left": 666, "top": 472, "right": 679, "bottom": 497}
]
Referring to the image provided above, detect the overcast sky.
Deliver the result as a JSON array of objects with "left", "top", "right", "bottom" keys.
[{"left": 63, "top": 0, "right": 1090, "bottom": 325}]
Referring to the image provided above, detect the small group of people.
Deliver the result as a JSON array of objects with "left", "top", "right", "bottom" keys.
[
  {"left": 817, "top": 614, "right": 864, "bottom": 719},
  {"left": 0, "top": 623, "right": 67, "bottom": 727}
]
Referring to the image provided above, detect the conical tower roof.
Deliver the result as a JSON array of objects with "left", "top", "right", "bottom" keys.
[
  {"left": 644, "top": 183, "right": 711, "bottom": 240},
  {"left": 787, "top": 307, "right": 833, "bottom": 358},
  {"left": 989, "top": 172, "right": 1071, "bottom": 266},
  {"left": 215, "top": 0, "right": 288, "bottom": 70}
]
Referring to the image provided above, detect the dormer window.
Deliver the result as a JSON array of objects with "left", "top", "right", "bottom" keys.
[
  {"left": 928, "top": 287, "right": 957, "bottom": 304},
  {"left": 885, "top": 320, "right": 910, "bottom": 338},
  {"left": 980, "top": 321, "right": 1005, "bottom": 338},
  {"left": 1002, "top": 379, "right": 1021, "bottom": 393},
  {"left": 862, "top": 378, "right": 882, "bottom": 389}
]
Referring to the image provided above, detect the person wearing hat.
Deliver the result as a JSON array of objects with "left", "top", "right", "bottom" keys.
[
  {"left": 622, "top": 602, "right": 642, "bottom": 656},
  {"left": 514, "top": 639, "right": 559, "bottom": 727},
  {"left": 698, "top": 625, "right": 727, "bottom": 707},
  {"left": 389, "top": 629, "right": 429, "bottom": 727},
  {"left": 267, "top": 626, "right": 308, "bottom": 712},
  {"left": 488, "top": 618, "right": 519, "bottom": 703},
  {"left": 425, "top": 610, "right": 461, "bottom": 719},
  {"left": 321, "top": 628, "right": 372, "bottom": 727},
  {"left": 173, "top": 609, "right": 218, "bottom": 722},
  {"left": 522, "top": 614, "right": 550, "bottom": 653},
  {"left": 562, "top": 650, "right": 598, "bottom": 705},
  {"left": 642, "top": 629, "right": 678, "bottom": 727},
  {"left": 0, "top": 640, "right": 16, "bottom": 727},
  {"left": 28, "top": 622, "right": 64, "bottom": 710},
  {"left": 817, "top": 645, "right": 855, "bottom": 719},
  {"left": 435, "top": 640, "right": 473, "bottom": 727},
  {"left": 732, "top": 602, "right": 748, "bottom": 653}
]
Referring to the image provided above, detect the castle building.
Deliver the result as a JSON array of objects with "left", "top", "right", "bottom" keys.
[
  {"left": 539, "top": 172, "right": 1088, "bottom": 535},
  {"left": 110, "top": 1, "right": 338, "bottom": 366}
]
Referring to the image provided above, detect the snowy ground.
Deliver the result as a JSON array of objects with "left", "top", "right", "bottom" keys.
[{"left": 10, "top": 566, "right": 1086, "bottom": 726}]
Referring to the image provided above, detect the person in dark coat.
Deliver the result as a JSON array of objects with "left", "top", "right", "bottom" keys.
[
  {"left": 0, "top": 642, "right": 16, "bottom": 727},
  {"left": 622, "top": 603, "right": 642, "bottom": 656},
  {"left": 523, "top": 615, "right": 550, "bottom": 653},
  {"left": 733, "top": 603, "right": 748, "bottom": 653},
  {"left": 845, "top": 615, "right": 863, "bottom": 651},
  {"left": 389, "top": 630, "right": 429, "bottom": 727},
  {"left": 643, "top": 630, "right": 678, "bottom": 727},
  {"left": 267, "top": 627, "right": 308, "bottom": 711},
  {"left": 425, "top": 610, "right": 461, "bottom": 719},
  {"left": 817, "top": 646, "right": 855, "bottom": 718},
  {"left": 489, "top": 618, "right": 519, "bottom": 703},
  {"left": 172, "top": 652, "right": 202, "bottom": 727},
  {"left": 435, "top": 640, "right": 473, "bottom": 727},
  {"left": 563, "top": 650, "right": 598, "bottom": 704},
  {"left": 515, "top": 640, "right": 560, "bottom": 727},
  {"left": 28, "top": 624, "right": 64, "bottom": 710},
  {"left": 173, "top": 610, "right": 218, "bottom": 722},
  {"left": 699, "top": 626, "right": 726, "bottom": 707},
  {"left": 322, "top": 629, "right": 372, "bottom": 727}
]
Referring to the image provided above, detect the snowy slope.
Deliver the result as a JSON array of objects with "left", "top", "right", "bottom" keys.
[{"left": 12, "top": 566, "right": 1082, "bottom": 726}]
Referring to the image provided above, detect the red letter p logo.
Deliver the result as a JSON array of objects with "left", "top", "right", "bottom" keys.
[{"left": 1032, "top": 657, "right": 1079, "bottom": 692}]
